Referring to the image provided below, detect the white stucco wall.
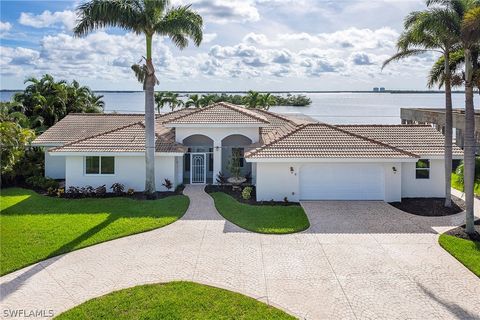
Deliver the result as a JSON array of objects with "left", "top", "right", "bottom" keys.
[
  {"left": 401, "top": 159, "right": 445, "bottom": 198},
  {"left": 45, "top": 150, "right": 66, "bottom": 179},
  {"left": 255, "top": 163, "right": 300, "bottom": 202},
  {"left": 254, "top": 161, "right": 405, "bottom": 202},
  {"left": 64, "top": 155, "right": 176, "bottom": 192}
]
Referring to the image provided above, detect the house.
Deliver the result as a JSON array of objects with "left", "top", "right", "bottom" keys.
[{"left": 32, "top": 102, "right": 463, "bottom": 202}]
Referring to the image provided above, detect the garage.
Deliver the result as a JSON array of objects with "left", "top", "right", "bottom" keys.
[{"left": 299, "top": 163, "right": 385, "bottom": 200}]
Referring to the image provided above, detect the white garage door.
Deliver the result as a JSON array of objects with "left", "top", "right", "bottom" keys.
[{"left": 300, "top": 163, "right": 385, "bottom": 200}]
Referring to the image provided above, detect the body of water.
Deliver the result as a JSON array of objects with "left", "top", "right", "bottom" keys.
[{"left": 2, "top": 91, "right": 478, "bottom": 125}]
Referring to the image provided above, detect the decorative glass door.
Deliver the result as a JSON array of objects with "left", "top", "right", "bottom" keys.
[{"left": 190, "top": 153, "right": 206, "bottom": 184}]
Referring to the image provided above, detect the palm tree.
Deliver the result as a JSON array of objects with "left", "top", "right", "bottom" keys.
[
  {"left": 258, "top": 93, "right": 277, "bottom": 110},
  {"left": 74, "top": 0, "right": 203, "bottom": 196},
  {"left": 460, "top": 0, "right": 480, "bottom": 234},
  {"left": 427, "top": 0, "right": 479, "bottom": 234},
  {"left": 185, "top": 94, "right": 202, "bottom": 108},
  {"left": 199, "top": 94, "right": 216, "bottom": 107},
  {"left": 154, "top": 92, "right": 167, "bottom": 114},
  {"left": 162, "top": 92, "right": 183, "bottom": 111},
  {"left": 383, "top": 5, "right": 460, "bottom": 207},
  {"left": 243, "top": 90, "right": 260, "bottom": 108}
]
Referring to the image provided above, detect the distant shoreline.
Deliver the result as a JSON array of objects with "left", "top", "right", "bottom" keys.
[{"left": 0, "top": 89, "right": 472, "bottom": 94}]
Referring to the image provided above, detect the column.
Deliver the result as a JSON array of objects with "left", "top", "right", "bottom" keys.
[{"left": 213, "top": 139, "right": 222, "bottom": 184}]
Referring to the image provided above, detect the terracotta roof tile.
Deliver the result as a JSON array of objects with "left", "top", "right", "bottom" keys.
[
  {"left": 32, "top": 114, "right": 144, "bottom": 145},
  {"left": 50, "top": 121, "right": 186, "bottom": 153},
  {"left": 246, "top": 123, "right": 418, "bottom": 159},
  {"left": 164, "top": 102, "right": 269, "bottom": 125},
  {"left": 337, "top": 125, "right": 463, "bottom": 157}
]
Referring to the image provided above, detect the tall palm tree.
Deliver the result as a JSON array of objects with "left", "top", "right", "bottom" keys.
[
  {"left": 258, "top": 93, "right": 277, "bottom": 110},
  {"left": 185, "top": 94, "right": 202, "bottom": 108},
  {"left": 460, "top": 0, "right": 480, "bottom": 234},
  {"left": 243, "top": 90, "right": 260, "bottom": 108},
  {"left": 74, "top": 0, "right": 203, "bottom": 196},
  {"left": 154, "top": 92, "right": 167, "bottom": 114},
  {"left": 199, "top": 94, "right": 216, "bottom": 107},
  {"left": 382, "top": 5, "right": 460, "bottom": 207},
  {"left": 427, "top": 0, "right": 479, "bottom": 234}
]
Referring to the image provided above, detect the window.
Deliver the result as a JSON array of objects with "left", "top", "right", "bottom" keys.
[
  {"left": 184, "top": 148, "right": 191, "bottom": 172},
  {"left": 209, "top": 148, "right": 214, "bottom": 172},
  {"left": 232, "top": 148, "right": 244, "bottom": 167},
  {"left": 415, "top": 159, "right": 430, "bottom": 179},
  {"left": 85, "top": 156, "right": 115, "bottom": 175}
]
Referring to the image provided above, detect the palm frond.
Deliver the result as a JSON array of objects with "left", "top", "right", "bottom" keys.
[
  {"left": 155, "top": 5, "right": 203, "bottom": 49},
  {"left": 462, "top": 6, "right": 480, "bottom": 44},
  {"left": 382, "top": 49, "right": 429, "bottom": 70},
  {"left": 74, "top": 0, "right": 144, "bottom": 37}
]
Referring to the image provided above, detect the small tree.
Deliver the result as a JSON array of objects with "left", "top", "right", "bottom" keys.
[{"left": 227, "top": 149, "right": 242, "bottom": 179}]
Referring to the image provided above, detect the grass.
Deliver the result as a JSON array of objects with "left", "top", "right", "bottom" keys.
[
  {"left": 55, "top": 281, "right": 294, "bottom": 320},
  {"left": 209, "top": 192, "right": 309, "bottom": 234},
  {"left": 439, "top": 234, "right": 480, "bottom": 277},
  {"left": 451, "top": 172, "right": 480, "bottom": 196},
  {"left": 0, "top": 188, "right": 189, "bottom": 276}
]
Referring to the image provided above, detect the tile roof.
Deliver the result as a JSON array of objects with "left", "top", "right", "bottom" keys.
[
  {"left": 245, "top": 123, "right": 418, "bottom": 159},
  {"left": 163, "top": 102, "right": 269, "bottom": 125},
  {"left": 32, "top": 114, "right": 144, "bottom": 145},
  {"left": 337, "top": 125, "right": 463, "bottom": 157},
  {"left": 51, "top": 122, "right": 186, "bottom": 153}
]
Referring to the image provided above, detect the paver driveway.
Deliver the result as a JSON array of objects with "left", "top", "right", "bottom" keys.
[{"left": 1, "top": 185, "right": 479, "bottom": 319}]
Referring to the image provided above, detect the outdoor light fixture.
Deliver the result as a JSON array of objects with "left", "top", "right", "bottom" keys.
[
  {"left": 215, "top": 146, "right": 220, "bottom": 151},
  {"left": 392, "top": 166, "right": 397, "bottom": 174},
  {"left": 290, "top": 166, "right": 294, "bottom": 173}
]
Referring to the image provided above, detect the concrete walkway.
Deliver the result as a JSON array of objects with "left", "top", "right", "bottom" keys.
[{"left": 1, "top": 185, "right": 479, "bottom": 319}]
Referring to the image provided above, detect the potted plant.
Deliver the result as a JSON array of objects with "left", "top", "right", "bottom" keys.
[{"left": 227, "top": 149, "right": 246, "bottom": 187}]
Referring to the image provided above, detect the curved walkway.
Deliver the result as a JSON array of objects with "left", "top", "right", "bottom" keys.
[{"left": 1, "top": 185, "right": 479, "bottom": 319}]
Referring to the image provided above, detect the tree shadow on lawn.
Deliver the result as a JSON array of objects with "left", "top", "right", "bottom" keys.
[{"left": 0, "top": 188, "right": 188, "bottom": 300}]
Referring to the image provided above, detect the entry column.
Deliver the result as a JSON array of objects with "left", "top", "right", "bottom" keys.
[{"left": 213, "top": 139, "right": 222, "bottom": 184}]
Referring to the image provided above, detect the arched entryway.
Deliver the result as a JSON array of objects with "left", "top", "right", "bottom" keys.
[
  {"left": 221, "top": 134, "right": 253, "bottom": 180},
  {"left": 182, "top": 135, "right": 214, "bottom": 184}
]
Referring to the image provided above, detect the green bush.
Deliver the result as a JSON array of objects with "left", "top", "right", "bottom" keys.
[
  {"left": 242, "top": 186, "right": 253, "bottom": 200},
  {"left": 455, "top": 157, "right": 480, "bottom": 185},
  {"left": 25, "top": 176, "right": 59, "bottom": 190}
]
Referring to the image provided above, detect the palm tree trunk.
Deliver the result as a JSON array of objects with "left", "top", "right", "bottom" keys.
[
  {"left": 144, "top": 34, "right": 156, "bottom": 197},
  {"left": 444, "top": 52, "right": 453, "bottom": 207},
  {"left": 464, "top": 48, "right": 476, "bottom": 234}
]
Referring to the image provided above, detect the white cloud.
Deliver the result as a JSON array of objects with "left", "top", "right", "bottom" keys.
[
  {"left": 18, "top": 10, "right": 76, "bottom": 30},
  {"left": 184, "top": 0, "right": 260, "bottom": 24},
  {"left": 0, "top": 21, "right": 12, "bottom": 31},
  {"left": 203, "top": 33, "right": 218, "bottom": 43}
]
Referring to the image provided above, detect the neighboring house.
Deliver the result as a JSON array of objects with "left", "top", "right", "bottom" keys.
[{"left": 32, "top": 102, "right": 463, "bottom": 202}]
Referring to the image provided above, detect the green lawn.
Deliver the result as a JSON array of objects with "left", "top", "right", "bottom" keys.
[
  {"left": 0, "top": 188, "right": 189, "bottom": 276},
  {"left": 209, "top": 192, "right": 309, "bottom": 234},
  {"left": 55, "top": 281, "right": 294, "bottom": 320},
  {"left": 451, "top": 173, "right": 480, "bottom": 196},
  {"left": 439, "top": 234, "right": 480, "bottom": 277}
]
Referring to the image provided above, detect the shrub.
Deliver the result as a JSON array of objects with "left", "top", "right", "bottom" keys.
[
  {"left": 95, "top": 185, "right": 107, "bottom": 197},
  {"left": 83, "top": 185, "right": 95, "bottom": 197},
  {"left": 216, "top": 172, "right": 227, "bottom": 185},
  {"left": 242, "top": 186, "right": 253, "bottom": 200},
  {"left": 110, "top": 183, "right": 125, "bottom": 195},
  {"left": 175, "top": 184, "right": 185, "bottom": 193},
  {"left": 65, "top": 186, "right": 81, "bottom": 198},
  {"left": 162, "top": 178, "right": 173, "bottom": 191},
  {"left": 25, "top": 176, "right": 59, "bottom": 190},
  {"left": 56, "top": 188, "right": 64, "bottom": 198},
  {"left": 47, "top": 187, "right": 57, "bottom": 196},
  {"left": 127, "top": 188, "right": 135, "bottom": 195}
]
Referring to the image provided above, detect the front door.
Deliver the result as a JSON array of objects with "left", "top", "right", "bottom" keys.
[{"left": 190, "top": 153, "right": 206, "bottom": 184}]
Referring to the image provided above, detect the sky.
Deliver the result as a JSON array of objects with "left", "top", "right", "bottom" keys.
[{"left": 0, "top": 0, "right": 440, "bottom": 91}]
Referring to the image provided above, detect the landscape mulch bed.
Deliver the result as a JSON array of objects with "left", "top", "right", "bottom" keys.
[
  {"left": 444, "top": 220, "right": 480, "bottom": 242},
  {"left": 204, "top": 185, "right": 299, "bottom": 206},
  {"left": 390, "top": 196, "right": 465, "bottom": 216}
]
